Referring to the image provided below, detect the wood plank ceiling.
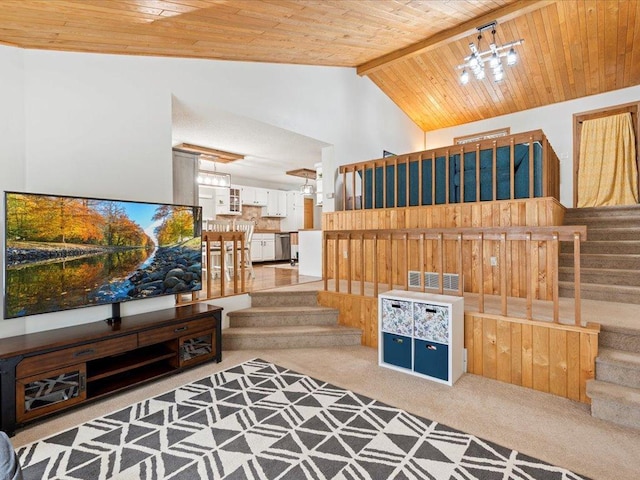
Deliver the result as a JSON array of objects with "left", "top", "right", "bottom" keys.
[{"left": 0, "top": 0, "right": 638, "bottom": 132}]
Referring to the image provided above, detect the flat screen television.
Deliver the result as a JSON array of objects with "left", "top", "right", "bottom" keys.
[{"left": 3, "top": 191, "right": 202, "bottom": 320}]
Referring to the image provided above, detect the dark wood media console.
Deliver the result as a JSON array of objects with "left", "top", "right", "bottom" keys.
[{"left": 0, "top": 303, "right": 222, "bottom": 436}]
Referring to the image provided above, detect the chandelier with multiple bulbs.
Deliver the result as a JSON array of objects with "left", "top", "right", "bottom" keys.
[{"left": 457, "top": 21, "right": 523, "bottom": 84}]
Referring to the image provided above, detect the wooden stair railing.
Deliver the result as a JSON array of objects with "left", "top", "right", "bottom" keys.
[
  {"left": 177, "top": 231, "right": 249, "bottom": 305},
  {"left": 323, "top": 226, "right": 586, "bottom": 326}
]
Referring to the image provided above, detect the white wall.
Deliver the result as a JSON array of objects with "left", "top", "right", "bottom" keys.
[
  {"left": 425, "top": 85, "right": 640, "bottom": 207},
  {"left": 0, "top": 46, "right": 422, "bottom": 337},
  {"left": 0, "top": 45, "right": 27, "bottom": 339}
]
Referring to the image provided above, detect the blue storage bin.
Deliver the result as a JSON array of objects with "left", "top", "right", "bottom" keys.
[
  {"left": 383, "top": 333, "right": 412, "bottom": 369},
  {"left": 414, "top": 339, "right": 449, "bottom": 381}
]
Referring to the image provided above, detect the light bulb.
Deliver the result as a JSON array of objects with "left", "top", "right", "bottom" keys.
[
  {"left": 475, "top": 69, "right": 485, "bottom": 80},
  {"left": 490, "top": 52, "right": 500, "bottom": 68},
  {"left": 469, "top": 54, "right": 478, "bottom": 69},
  {"left": 494, "top": 69, "right": 504, "bottom": 82},
  {"left": 460, "top": 70, "right": 469, "bottom": 85},
  {"left": 507, "top": 48, "right": 517, "bottom": 66}
]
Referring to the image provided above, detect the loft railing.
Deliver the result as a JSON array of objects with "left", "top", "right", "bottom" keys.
[
  {"left": 323, "top": 225, "right": 586, "bottom": 326},
  {"left": 338, "top": 129, "right": 560, "bottom": 210},
  {"left": 177, "top": 231, "right": 249, "bottom": 304}
]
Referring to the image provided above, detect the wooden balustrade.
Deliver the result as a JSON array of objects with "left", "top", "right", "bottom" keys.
[
  {"left": 323, "top": 225, "right": 586, "bottom": 326},
  {"left": 339, "top": 129, "right": 560, "bottom": 210},
  {"left": 177, "top": 231, "right": 249, "bottom": 304}
]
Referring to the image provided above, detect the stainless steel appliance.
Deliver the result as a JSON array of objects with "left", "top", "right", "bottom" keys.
[{"left": 274, "top": 233, "right": 291, "bottom": 261}]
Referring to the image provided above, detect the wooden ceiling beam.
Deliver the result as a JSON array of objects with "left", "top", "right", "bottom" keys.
[
  {"left": 356, "top": 0, "right": 556, "bottom": 77},
  {"left": 174, "top": 143, "right": 244, "bottom": 163}
]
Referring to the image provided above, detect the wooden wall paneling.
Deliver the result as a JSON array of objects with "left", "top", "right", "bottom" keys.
[
  {"left": 473, "top": 316, "right": 484, "bottom": 376},
  {"left": 566, "top": 330, "right": 581, "bottom": 402},
  {"left": 360, "top": 236, "right": 365, "bottom": 295},
  {"left": 500, "top": 233, "right": 508, "bottom": 315},
  {"left": 373, "top": 235, "right": 379, "bottom": 297},
  {"left": 464, "top": 314, "right": 475, "bottom": 372},
  {"left": 580, "top": 328, "right": 598, "bottom": 403},
  {"left": 510, "top": 322, "right": 523, "bottom": 385},
  {"left": 461, "top": 312, "right": 598, "bottom": 404},
  {"left": 317, "top": 291, "right": 377, "bottom": 347},
  {"left": 496, "top": 320, "right": 512, "bottom": 383},
  {"left": 552, "top": 232, "right": 560, "bottom": 322},
  {"left": 521, "top": 322, "right": 534, "bottom": 389},
  {"left": 549, "top": 328, "right": 568, "bottom": 398},
  {"left": 532, "top": 325, "right": 550, "bottom": 392},
  {"left": 482, "top": 318, "right": 497, "bottom": 379},
  {"left": 347, "top": 234, "right": 352, "bottom": 294}
]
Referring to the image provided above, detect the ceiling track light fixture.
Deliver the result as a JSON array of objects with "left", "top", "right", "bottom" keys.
[
  {"left": 196, "top": 155, "right": 231, "bottom": 188},
  {"left": 457, "top": 21, "right": 523, "bottom": 85},
  {"left": 300, "top": 173, "right": 315, "bottom": 196}
]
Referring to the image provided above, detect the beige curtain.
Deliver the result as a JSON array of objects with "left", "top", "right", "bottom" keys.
[{"left": 578, "top": 112, "right": 638, "bottom": 207}]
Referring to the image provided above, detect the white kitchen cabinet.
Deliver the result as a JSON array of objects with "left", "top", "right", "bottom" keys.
[
  {"left": 378, "top": 290, "right": 464, "bottom": 386},
  {"left": 198, "top": 186, "right": 216, "bottom": 220},
  {"left": 251, "top": 233, "right": 275, "bottom": 262},
  {"left": 215, "top": 187, "right": 241, "bottom": 215},
  {"left": 265, "top": 190, "right": 287, "bottom": 217},
  {"left": 241, "top": 186, "right": 268, "bottom": 206}
]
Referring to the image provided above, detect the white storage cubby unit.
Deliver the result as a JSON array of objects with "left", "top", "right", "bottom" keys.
[{"left": 378, "top": 290, "right": 464, "bottom": 386}]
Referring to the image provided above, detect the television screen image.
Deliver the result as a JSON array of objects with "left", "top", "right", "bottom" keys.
[{"left": 4, "top": 192, "right": 202, "bottom": 319}]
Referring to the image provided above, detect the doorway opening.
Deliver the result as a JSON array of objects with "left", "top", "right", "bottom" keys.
[{"left": 573, "top": 102, "right": 639, "bottom": 207}]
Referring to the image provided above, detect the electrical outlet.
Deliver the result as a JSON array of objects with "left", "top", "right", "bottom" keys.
[
  {"left": 343, "top": 250, "right": 348, "bottom": 258},
  {"left": 490, "top": 256, "right": 498, "bottom": 266}
]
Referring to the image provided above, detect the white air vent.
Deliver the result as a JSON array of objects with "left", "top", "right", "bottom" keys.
[
  {"left": 407, "top": 271, "right": 459, "bottom": 291},
  {"left": 408, "top": 271, "right": 421, "bottom": 288}
]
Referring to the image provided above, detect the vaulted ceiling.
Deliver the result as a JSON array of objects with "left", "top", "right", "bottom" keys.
[{"left": 1, "top": 0, "right": 638, "bottom": 132}]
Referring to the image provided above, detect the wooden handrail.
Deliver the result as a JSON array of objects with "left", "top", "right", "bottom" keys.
[
  {"left": 178, "top": 231, "right": 249, "bottom": 304},
  {"left": 323, "top": 225, "right": 586, "bottom": 326}
]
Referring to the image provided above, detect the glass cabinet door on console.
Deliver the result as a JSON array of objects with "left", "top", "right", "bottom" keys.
[
  {"left": 16, "top": 364, "right": 87, "bottom": 423},
  {"left": 177, "top": 330, "right": 215, "bottom": 368}
]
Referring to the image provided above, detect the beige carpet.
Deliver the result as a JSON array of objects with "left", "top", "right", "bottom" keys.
[{"left": 11, "top": 347, "right": 640, "bottom": 480}]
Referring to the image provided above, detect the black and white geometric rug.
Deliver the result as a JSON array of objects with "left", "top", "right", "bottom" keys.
[{"left": 17, "top": 359, "right": 589, "bottom": 479}]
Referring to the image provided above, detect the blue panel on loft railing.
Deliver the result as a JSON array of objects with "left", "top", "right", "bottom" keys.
[
  {"left": 357, "top": 141, "right": 543, "bottom": 210},
  {"left": 409, "top": 161, "right": 419, "bottom": 206},
  {"left": 436, "top": 156, "right": 447, "bottom": 204}
]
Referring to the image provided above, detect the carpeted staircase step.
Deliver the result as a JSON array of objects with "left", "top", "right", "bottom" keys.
[
  {"left": 228, "top": 306, "right": 339, "bottom": 327},
  {"left": 596, "top": 348, "right": 640, "bottom": 389},
  {"left": 558, "top": 281, "right": 640, "bottom": 304},
  {"left": 559, "top": 253, "right": 640, "bottom": 270},
  {"left": 586, "top": 380, "right": 640, "bottom": 430},
  {"left": 564, "top": 215, "right": 640, "bottom": 227},
  {"left": 249, "top": 290, "right": 319, "bottom": 308},
  {"left": 564, "top": 204, "right": 640, "bottom": 221},
  {"left": 222, "top": 325, "right": 362, "bottom": 350},
  {"left": 558, "top": 267, "right": 640, "bottom": 286},
  {"left": 599, "top": 325, "right": 640, "bottom": 354},
  {"left": 586, "top": 227, "right": 640, "bottom": 241},
  {"left": 560, "top": 240, "right": 640, "bottom": 255}
]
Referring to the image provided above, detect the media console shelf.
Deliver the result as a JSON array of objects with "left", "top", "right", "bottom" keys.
[{"left": 0, "top": 303, "right": 222, "bottom": 436}]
